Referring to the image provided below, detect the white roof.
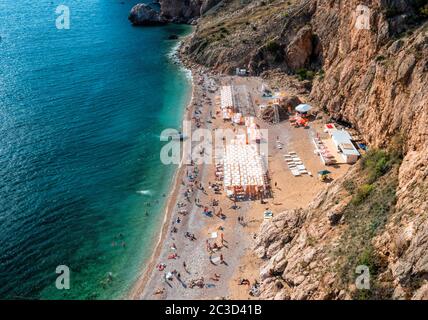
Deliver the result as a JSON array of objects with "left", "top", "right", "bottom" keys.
[
  {"left": 331, "top": 130, "right": 360, "bottom": 156},
  {"left": 331, "top": 129, "right": 352, "bottom": 142}
]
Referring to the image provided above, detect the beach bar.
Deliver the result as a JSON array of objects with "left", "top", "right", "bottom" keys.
[{"left": 331, "top": 130, "right": 360, "bottom": 164}]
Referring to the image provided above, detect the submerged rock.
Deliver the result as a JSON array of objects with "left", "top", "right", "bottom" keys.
[
  {"left": 128, "top": 4, "right": 167, "bottom": 26},
  {"left": 168, "top": 34, "right": 179, "bottom": 40}
]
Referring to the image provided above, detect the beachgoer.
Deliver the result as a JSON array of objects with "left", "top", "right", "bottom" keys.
[{"left": 154, "top": 288, "right": 165, "bottom": 295}]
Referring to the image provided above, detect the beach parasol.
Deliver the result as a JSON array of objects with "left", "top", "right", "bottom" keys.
[
  {"left": 295, "top": 104, "right": 313, "bottom": 113},
  {"left": 318, "top": 170, "right": 332, "bottom": 175}
]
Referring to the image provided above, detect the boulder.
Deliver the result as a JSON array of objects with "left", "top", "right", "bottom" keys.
[{"left": 129, "top": 4, "right": 167, "bottom": 26}]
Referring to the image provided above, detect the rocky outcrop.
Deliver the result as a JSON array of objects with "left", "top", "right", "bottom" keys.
[
  {"left": 261, "top": 96, "right": 302, "bottom": 123},
  {"left": 158, "top": 0, "right": 222, "bottom": 23},
  {"left": 129, "top": 4, "right": 166, "bottom": 26},
  {"left": 285, "top": 25, "right": 314, "bottom": 71}
]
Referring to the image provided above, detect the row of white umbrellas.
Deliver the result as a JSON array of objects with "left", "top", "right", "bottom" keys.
[
  {"left": 223, "top": 144, "right": 266, "bottom": 187},
  {"left": 220, "top": 86, "right": 234, "bottom": 110}
]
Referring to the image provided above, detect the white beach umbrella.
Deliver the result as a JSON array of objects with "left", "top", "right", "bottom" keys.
[{"left": 295, "top": 104, "right": 313, "bottom": 113}]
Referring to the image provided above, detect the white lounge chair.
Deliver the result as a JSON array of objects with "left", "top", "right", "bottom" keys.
[{"left": 291, "top": 169, "right": 301, "bottom": 176}]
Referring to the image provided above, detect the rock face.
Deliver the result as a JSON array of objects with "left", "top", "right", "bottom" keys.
[
  {"left": 128, "top": 4, "right": 166, "bottom": 26},
  {"left": 181, "top": 0, "right": 428, "bottom": 299},
  {"left": 285, "top": 25, "right": 314, "bottom": 71},
  {"left": 158, "top": 0, "right": 222, "bottom": 23}
]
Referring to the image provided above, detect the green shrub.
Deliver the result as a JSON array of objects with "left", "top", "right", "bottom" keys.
[
  {"left": 419, "top": 4, "right": 428, "bottom": 17},
  {"left": 375, "top": 55, "right": 386, "bottom": 62},
  {"left": 357, "top": 247, "right": 379, "bottom": 273},
  {"left": 265, "top": 40, "right": 281, "bottom": 54},
  {"left": 360, "top": 149, "right": 398, "bottom": 183},
  {"left": 343, "top": 179, "right": 356, "bottom": 194},
  {"left": 296, "top": 68, "right": 315, "bottom": 81},
  {"left": 352, "top": 184, "right": 374, "bottom": 205},
  {"left": 219, "top": 27, "right": 229, "bottom": 34}
]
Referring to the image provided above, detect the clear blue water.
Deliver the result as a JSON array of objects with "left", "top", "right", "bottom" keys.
[{"left": 0, "top": 0, "right": 191, "bottom": 299}]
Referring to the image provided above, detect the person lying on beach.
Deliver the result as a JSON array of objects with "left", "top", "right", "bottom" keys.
[
  {"left": 216, "top": 211, "right": 226, "bottom": 220},
  {"left": 184, "top": 232, "right": 196, "bottom": 241},
  {"left": 238, "top": 278, "right": 250, "bottom": 286},
  {"left": 189, "top": 277, "right": 205, "bottom": 289},
  {"left": 168, "top": 253, "right": 178, "bottom": 260},
  {"left": 157, "top": 263, "right": 166, "bottom": 271},
  {"left": 154, "top": 288, "right": 165, "bottom": 295}
]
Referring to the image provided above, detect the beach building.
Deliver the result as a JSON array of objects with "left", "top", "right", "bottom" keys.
[
  {"left": 235, "top": 68, "right": 248, "bottom": 76},
  {"left": 331, "top": 130, "right": 360, "bottom": 164}
]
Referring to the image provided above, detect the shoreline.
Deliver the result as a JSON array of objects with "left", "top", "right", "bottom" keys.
[{"left": 128, "top": 44, "right": 197, "bottom": 299}]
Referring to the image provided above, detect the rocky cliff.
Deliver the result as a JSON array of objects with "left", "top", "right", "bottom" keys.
[
  {"left": 158, "top": 0, "right": 223, "bottom": 23},
  {"left": 178, "top": 0, "right": 427, "bottom": 299}
]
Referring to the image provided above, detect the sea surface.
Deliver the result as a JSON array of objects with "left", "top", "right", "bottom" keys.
[{"left": 0, "top": 0, "right": 192, "bottom": 299}]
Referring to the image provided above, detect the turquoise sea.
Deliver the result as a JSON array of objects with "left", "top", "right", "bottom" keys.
[{"left": 0, "top": 0, "right": 192, "bottom": 299}]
